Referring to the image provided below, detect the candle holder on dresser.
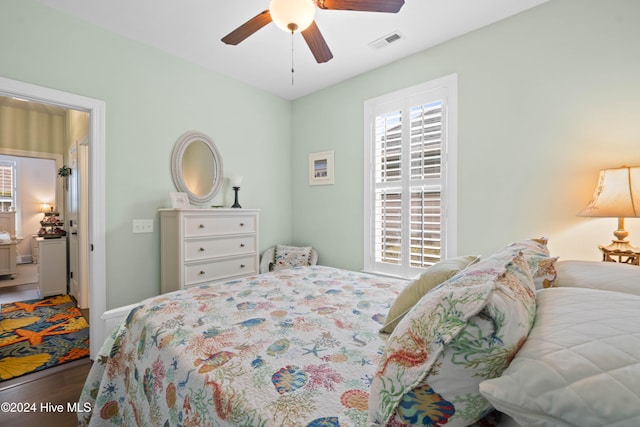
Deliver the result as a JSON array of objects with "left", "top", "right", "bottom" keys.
[{"left": 231, "top": 176, "right": 243, "bottom": 208}]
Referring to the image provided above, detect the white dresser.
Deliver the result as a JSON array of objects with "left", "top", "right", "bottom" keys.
[
  {"left": 31, "top": 235, "right": 39, "bottom": 263},
  {"left": 159, "top": 208, "right": 259, "bottom": 293},
  {"left": 37, "top": 237, "right": 67, "bottom": 297}
]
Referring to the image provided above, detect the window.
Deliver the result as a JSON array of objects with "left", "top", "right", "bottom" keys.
[
  {"left": 364, "top": 74, "right": 457, "bottom": 278},
  {"left": 0, "top": 160, "right": 16, "bottom": 211}
]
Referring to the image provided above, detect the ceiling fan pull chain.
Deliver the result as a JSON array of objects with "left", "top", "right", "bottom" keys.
[{"left": 291, "top": 30, "right": 295, "bottom": 86}]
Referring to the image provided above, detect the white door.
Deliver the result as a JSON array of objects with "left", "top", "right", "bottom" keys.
[
  {"left": 67, "top": 140, "right": 90, "bottom": 309},
  {"left": 78, "top": 140, "right": 89, "bottom": 309},
  {"left": 68, "top": 143, "right": 79, "bottom": 302}
]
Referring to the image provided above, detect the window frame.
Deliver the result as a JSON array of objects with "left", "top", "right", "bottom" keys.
[
  {"left": 0, "top": 160, "right": 17, "bottom": 210},
  {"left": 363, "top": 74, "right": 458, "bottom": 278}
]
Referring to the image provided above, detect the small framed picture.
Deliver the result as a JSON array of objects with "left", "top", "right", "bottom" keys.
[
  {"left": 309, "top": 150, "right": 335, "bottom": 186},
  {"left": 170, "top": 192, "right": 190, "bottom": 209}
]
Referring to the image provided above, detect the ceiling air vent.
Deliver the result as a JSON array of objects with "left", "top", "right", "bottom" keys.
[{"left": 369, "top": 31, "right": 403, "bottom": 50}]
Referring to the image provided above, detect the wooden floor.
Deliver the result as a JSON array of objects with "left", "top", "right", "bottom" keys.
[
  {"left": 0, "top": 358, "right": 93, "bottom": 427},
  {"left": 0, "top": 263, "right": 39, "bottom": 303},
  {"left": 1, "top": 268, "right": 93, "bottom": 426}
]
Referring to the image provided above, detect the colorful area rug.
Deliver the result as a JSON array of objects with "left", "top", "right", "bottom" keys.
[{"left": 0, "top": 294, "right": 89, "bottom": 381}]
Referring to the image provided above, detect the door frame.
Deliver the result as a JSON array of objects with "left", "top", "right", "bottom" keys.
[{"left": 0, "top": 76, "right": 106, "bottom": 359}]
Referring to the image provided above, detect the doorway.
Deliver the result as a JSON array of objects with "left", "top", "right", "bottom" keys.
[{"left": 0, "top": 76, "right": 106, "bottom": 359}]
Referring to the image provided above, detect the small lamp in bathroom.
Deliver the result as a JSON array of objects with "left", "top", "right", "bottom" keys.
[{"left": 231, "top": 176, "right": 243, "bottom": 208}]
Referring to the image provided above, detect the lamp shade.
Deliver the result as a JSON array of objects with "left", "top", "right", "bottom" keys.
[
  {"left": 579, "top": 166, "right": 640, "bottom": 217},
  {"left": 269, "top": 0, "right": 315, "bottom": 33}
]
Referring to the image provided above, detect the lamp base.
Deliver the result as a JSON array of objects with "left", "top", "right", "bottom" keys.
[
  {"left": 599, "top": 240, "right": 640, "bottom": 266},
  {"left": 598, "top": 239, "right": 640, "bottom": 253},
  {"left": 231, "top": 186, "right": 242, "bottom": 209},
  {"left": 598, "top": 217, "right": 640, "bottom": 254}
]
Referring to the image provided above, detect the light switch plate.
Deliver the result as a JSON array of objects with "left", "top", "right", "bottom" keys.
[{"left": 133, "top": 219, "right": 153, "bottom": 233}]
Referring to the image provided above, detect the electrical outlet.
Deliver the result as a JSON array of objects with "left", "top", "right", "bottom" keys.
[{"left": 133, "top": 219, "right": 153, "bottom": 233}]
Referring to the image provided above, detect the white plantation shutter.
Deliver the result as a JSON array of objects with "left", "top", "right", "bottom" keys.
[
  {"left": 365, "top": 75, "right": 457, "bottom": 278},
  {"left": 374, "top": 188, "right": 402, "bottom": 264},
  {"left": 0, "top": 161, "right": 16, "bottom": 209},
  {"left": 373, "top": 109, "right": 403, "bottom": 266},
  {"left": 410, "top": 188, "right": 441, "bottom": 267},
  {"left": 409, "top": 102, "right": 443, "bottom": 268}
]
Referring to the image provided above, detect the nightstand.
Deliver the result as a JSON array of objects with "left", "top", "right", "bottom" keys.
[{"left": 599, "top": 246, "right": 640, "bottom": 266}]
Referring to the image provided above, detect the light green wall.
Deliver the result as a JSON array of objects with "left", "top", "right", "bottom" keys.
[
  {"left": 1, "top": 0, "right": 293, "bottom": 309},
  {"left": 292, "top": 0, "right": 640, "bottom": 269},
  {"left": 3, "top": 0, "right": 640, "bottom": 308}
]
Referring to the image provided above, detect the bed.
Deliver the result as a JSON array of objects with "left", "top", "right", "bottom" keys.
[
  {"left": 79, "top": 265, "right": 408, "bottom": 426},
  {"left": 79, "top": 240, "right": 640, "bottom": 427},
  {"left": 0, "top": 231, "right": 19, "bottom": 279},
  {"left": 0, "top": 212, "right": 18, "bottom": 278}
]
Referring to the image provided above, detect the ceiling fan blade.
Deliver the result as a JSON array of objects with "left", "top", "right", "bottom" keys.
[
  {"left": 221, "top": 10, "right": 272, "bottom": 45},
  {"left": 301, "top": 21, "right": 334, "bottom": 63},
  {"left": 314, "top": 0, "right": 404, "bottom": 13}
]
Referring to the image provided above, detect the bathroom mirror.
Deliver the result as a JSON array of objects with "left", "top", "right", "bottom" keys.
[{"left": 171, "top": 131, "right": 224, "bottom": 206}]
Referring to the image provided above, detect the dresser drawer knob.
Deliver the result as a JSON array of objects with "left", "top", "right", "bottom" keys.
[
  {"left": 240, "top": 243, "right": 245, "bottom": 248},
  {"left": 239, "top": 222, "right": 245, "bottom": 227},
  {"left": 240, "top": 264, "right": 246, "bottom": 268},
  {"left": 199, "top": 270, "right": 206, "bottom": 275},
  {"left": 199, "top": 224, "right": 205, "bottom": 228},
  {"left": 199, "top": 247, "right": 205, "bottom": 252}
]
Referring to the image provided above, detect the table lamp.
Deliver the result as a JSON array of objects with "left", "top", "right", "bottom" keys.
[{"left": 578, "top": 166, "right": 640, "bottom": 252}]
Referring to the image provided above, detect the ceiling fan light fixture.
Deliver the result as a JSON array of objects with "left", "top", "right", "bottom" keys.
[{"left": 269, "top": 0, "right": 316, "bottom": 33}]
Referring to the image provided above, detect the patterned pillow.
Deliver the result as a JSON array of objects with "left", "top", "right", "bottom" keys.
[
  {"left": 272, "top": 244, "right": 313, "bottom": 271},
  {"left": 380, "top": 255, "right": 480, "bottom": 334},
  {"left": 368, "top": 248, "right": 537, "bottom": 427},
  {"left": 506, "top": 238, "right": 558, "bottom": 289}
]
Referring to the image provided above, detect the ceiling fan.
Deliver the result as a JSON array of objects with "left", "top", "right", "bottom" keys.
[{"left": 221, "top": 0, "right": 406, "bottom": 63}]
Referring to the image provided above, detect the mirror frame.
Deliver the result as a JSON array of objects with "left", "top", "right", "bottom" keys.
[{"left": 171, "top": 131, "right": 224, "bottom": 205}]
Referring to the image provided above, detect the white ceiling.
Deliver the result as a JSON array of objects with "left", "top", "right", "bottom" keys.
[{"left": 34, "top": 0, "right": 548, "bottom": 100}]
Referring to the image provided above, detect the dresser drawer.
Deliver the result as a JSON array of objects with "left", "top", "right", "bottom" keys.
[
  {"left": 160, "top": 208, "right": 259, "bottom": 294},
  {"left": 185, "top": 214, "right": 257, "bottom": 237},
  {"left": 185, "top": 255, "right": 258, "bottom": 286},
  {"left": 185, "top": 235, "right": 257, "bottom": 261}
]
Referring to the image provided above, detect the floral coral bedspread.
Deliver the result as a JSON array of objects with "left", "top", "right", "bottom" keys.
[{"left": 79, "top": 266, "right": 406, "bottom": 427}]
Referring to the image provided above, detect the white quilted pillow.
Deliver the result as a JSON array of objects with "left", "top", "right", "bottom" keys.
[
  {"left": 555, "top": 260, "right": 640, "bottom": 296},
  {"left": 479, "top": 287, "right": 640, "bottom": 427}
]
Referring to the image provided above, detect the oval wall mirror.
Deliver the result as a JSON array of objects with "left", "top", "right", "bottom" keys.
[{"left": 171, "top": 131, "right": 224, "bottom": 205}]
